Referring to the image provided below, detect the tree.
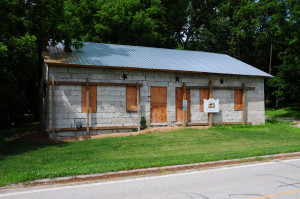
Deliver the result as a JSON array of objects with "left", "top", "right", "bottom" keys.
[
  {"left": 93, "top": 0, "right": 172, "bottom": 47},
  {"left": 161, "top": 0, "right": 220, "bottom": 50},
  {"left": 0, "top": 0, "right": 80, "bottom": 125},
  {"left": 269, "top": 0, "right": 300, "bottom": 106},
  {"left": 1, "top": 0, "right": 299, "bottom": 121},
  {"left": 64, "top": 0, "right": 174, "bottom": 48},
  {"left": 0, "top": 1, "right": 37, "bottom": 123}
]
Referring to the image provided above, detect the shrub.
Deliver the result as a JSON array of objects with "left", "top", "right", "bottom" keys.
[
  {"left": 140, "top": 117, "right": 147, "bottom": 129},
  {"left": 266, "top": 117, "right": 278, "bottom": 124}
]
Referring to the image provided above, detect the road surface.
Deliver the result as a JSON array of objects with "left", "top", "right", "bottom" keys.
[{"left": 1, "top": 158, "right": 300, "bottom": 199}]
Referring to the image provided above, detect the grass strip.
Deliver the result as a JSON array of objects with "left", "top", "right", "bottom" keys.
[{"left": 0, "top": 121, "right": 300, "bottom": 186}]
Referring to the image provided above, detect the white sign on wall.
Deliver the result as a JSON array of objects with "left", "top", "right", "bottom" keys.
[
  {"left": 183, "top": 100, "right": 187, "bottom": 106},
  {"left": 204, "top": 98, "right": 219, "bottom": 113},
  {"left": 183, "top": 100, "right": 187, "bottom": 111}
]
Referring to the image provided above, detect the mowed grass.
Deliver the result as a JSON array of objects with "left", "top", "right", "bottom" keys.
[
  {"left": 266, "top": 107, "right": 300, "bottom": 119},
  {"left": 1, "top": 121, "right": 300, "bottom": 186}
]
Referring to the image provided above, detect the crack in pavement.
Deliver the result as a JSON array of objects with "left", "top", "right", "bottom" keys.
[
  {"left": 165, "top": 192, "right": 210, "bottom": 199},
  {"left": 277, "top": 181, "right": 300, "bottom": 188},
  {"left": 256, "top": 174, "right": 300, "bottom": 183}
]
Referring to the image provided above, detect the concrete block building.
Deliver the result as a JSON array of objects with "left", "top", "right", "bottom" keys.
[{"left": 42, "top": 42, "right": 271, "bottom": 139}]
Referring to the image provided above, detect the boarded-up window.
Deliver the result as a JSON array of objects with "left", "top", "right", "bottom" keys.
[
  {"left": 200, "top": 89, "right": 209, "bottom": 112},
  {"left": 82, "top": 85, "right": 97, "bottom": 113},
  {"left": 234, "top": 89, "right": 243, "bottom": 110},
  {"left": 126, "top": 86, "right": 137, "bottom": 111}
]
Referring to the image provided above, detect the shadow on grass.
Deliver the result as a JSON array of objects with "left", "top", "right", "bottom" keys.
[
  {"left": 280, "top": 107, "right": 300, "bottom": 119},
  {"left": 0, "top": 124, "right": 68, "bottom": 161},
  {"left": 267, "top": 107, "right": 300, "bottom": 120}
]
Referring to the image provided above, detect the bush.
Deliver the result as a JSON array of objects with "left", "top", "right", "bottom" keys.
[
  {"left": 140, "top": 117, "right": 147, "bottom": 130},
  {"left": 266, "top": 117, "right": 278, "bottom": 124}
]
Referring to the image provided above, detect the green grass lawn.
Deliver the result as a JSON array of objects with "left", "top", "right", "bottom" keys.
[
  {"left": 266, "top": 107, "right": 300, "bottom": 119},
  {"left": 1, "top": 120, "right": 300, "bottom": 186}
]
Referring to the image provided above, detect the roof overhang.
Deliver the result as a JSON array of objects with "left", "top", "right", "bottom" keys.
[{"left": 46, "top": 62, "right": 272, "bottom": 78}]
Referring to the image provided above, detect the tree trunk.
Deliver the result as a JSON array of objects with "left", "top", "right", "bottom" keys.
[
  {"left": 254, "top": 35, "right": 257, "bottom": 67},
  {"left": 266, "top": 39, "right": 272, "bottom": 105},
  {"left": 38, "top": 49, "right": 43, "bottom": 86},
  {"left": 38, "top": 49, "right": 44, "bottom": 132},
  {"left": 276, "top": 87, "right": 280, "bottom": 108},
  {"left": 183, "top": 41, "right": 188, "bottom": 50},
  {"left": 268, "top": 41, "right": 272, "bottom": 74}
]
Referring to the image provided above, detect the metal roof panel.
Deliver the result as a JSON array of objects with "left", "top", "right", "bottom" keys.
[{"left": 43, "top": 42, "right": 272, "bottom": 77}]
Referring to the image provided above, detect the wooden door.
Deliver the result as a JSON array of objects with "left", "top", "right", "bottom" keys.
[
  {"left": 150, "top": 87, "right": 167, "bottom": 123},
  {"left": 176, "top": 88, "right": 190, "bottom": 122},
  {"left": 200, "top": 89, "right": 209, "bottom": 112}
]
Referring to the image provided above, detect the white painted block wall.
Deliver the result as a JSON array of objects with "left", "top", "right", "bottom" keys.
[{"left": 46, "top": 66, "right": 265, "bottom": 138}]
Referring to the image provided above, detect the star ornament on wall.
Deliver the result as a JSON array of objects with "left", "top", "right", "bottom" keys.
[
  {"left": 175, "top": 76, "right": 180, "bottom": 82},
  {"left": 220, "top": 78, "right": 224, "bottom": 84},
  {"left": 121, "top": 73, "right": 128, "bottom": 80}
]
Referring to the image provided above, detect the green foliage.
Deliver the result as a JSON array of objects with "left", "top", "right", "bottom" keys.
[
  {"left": 140, "top": 117, "right": 147, "bottom": 130},
  {"left": 266, "top": 117, "right": 279, "bottom": 124},
  {"left": 266, "top": 107, "right": 300, "bottom": 120},
  {"left": 0, "top": 42, "right": 8, "bottom": 57},
  {"left": 0, "top": 0, "right": 82, "bottom": 119},
  {"left": 0, "top": 32, "right": 37, "bottom": 117},
  {"left": 65, "top": 0, "right": 174, "bottom": 48},
  {"left": 1, "top": 0, "right": 300, "bottom": 118}
]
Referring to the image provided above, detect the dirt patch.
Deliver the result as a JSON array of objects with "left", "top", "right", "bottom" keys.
[
  {"left": 291, "top": 124, "right": 300, "bottom": 128},
  {"left": 277, "top": 117, "right": 300, "bottom": 122},
  {"left": 19, "top": 131, "right": 51, "bottom": 143},
  {"left": 291, "top": 121, "right": 300, "bottom": 124},
  {"left": 290, "top": 120, "right": 300, "bottom": 128},
  {"left": 11, "top": 130, "right": 51, "bottom": 143},
  {"left": 58, "top": 126, "right": 210, "bottom": 142}
]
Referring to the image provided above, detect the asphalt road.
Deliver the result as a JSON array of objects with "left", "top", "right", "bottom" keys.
[{"left": 1, "top": 158, "right": 300, "bottom": 199}]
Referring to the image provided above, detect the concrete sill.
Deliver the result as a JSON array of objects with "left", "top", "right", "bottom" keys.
[{"left": 150, "top": 123, "right": 168, "bottom": 126}]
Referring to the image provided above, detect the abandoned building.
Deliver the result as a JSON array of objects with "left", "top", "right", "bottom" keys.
[{"left": 42, "top": 42, "right": 271, "bottom": 139}]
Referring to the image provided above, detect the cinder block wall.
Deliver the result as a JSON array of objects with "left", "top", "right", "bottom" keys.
[{"left": 46, "top": 66, "right": 265, "bottom": 138}]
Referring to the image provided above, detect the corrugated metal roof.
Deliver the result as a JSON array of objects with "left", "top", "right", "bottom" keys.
[{"left": 43, "top": 42, "right": 272, "bottom": 77}]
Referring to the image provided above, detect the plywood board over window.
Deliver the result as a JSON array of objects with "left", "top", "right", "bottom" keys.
[
  {"left": 126, "top": 86, "right": 137, "bottom": 111},
  {"left": 200, "top": 89, "right": 209, "bottom": 112},
  {"left": 150, "top": 87, "right": 167, "bottom": 123},
  {"left": 82, "top": 85, "right": 97, "bottom": 113},
  {"left": 234, "top": 89, "right": 243, "bottom": 110}
]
